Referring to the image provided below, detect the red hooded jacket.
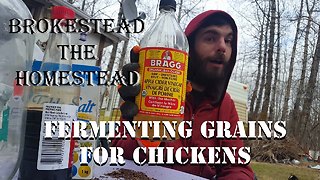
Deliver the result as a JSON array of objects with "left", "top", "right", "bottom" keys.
[
  {"left": 112, "top": 92, "right": 254, "bottom": 180},
  {"left": 112, "top": 10, "right": 255, "bottom": 180}
]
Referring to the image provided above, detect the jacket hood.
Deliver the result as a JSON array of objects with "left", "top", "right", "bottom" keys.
[{"left": 185, "top": 10, "right": 238, "bottom": 106}]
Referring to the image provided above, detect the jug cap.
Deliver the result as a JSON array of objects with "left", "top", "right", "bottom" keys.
[
  {"left": 51, "top": 6, "right": 75, "bottom": 19},
  {"left": 159, "top": 0, "right": 176, "bottom": 11},
  {"left": 13, "top": 80, "right": 23, "bottom": 96}
]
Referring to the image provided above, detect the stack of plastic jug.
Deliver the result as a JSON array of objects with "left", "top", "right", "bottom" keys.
[{"left": 0, "top": 0, "right": 35, "bottom": 179}]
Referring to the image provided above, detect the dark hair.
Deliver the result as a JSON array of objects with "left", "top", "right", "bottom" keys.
[
  {"left": 187, "top": 13, "right": 237, "bottom": 82},
  {"left": 188, "top": 13, "right": 234, "bottom": 51}
]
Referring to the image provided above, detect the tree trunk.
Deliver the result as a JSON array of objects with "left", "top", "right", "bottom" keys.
[
  {"left": 91, "top": 0, "right": 97, "bottom": 17},
  {"left": 269, "top": 0, "right": 281, "bottom": 122},
  {"left": 260, "top": 0, "right": 276, "bottom": 121},
  {"left": 254, "top": 5, "right": 271, "bottom": 119},
  {"left": 282, "top": 0, "right": 304, "bottom": 130},
  {"left": 249, "top": 16, "right": 265, "bottom": 120},
  {"left": 292, "top": 0, "right": 314, "bottom": 137},
  {"left": 298, "top": 0, "right": 319, "bottom": 147},
  {"left": 299, "top": 24, "right": 320, "bottom": 146},
  {"left": 177, "top": 0, "right": 183, "bottom": 23},
  {"left": 81, "top": 0, "right": 86, "bottom": 11}
]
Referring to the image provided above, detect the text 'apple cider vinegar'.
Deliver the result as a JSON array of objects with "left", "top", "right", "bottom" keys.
[{"left": 135, "top": 0, "right": 189, "bottom": 142}]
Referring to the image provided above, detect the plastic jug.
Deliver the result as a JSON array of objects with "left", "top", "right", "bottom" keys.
[{"left": 0, "top": 0, "right": 35, "bottom": 179}]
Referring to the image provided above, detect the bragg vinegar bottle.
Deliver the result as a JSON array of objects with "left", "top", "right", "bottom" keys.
[
  {"left": 19, "top": 6, "right": 80, "bottom": 180},
  {"left": 134, "top": 0, "right": 189, "bottom": 145}
]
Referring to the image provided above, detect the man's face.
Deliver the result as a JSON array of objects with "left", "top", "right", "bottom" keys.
[{"left": 192, "top": 24, "right": 233, "bottom": 83}]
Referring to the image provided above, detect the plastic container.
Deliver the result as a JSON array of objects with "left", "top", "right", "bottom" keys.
[
  {"left": 19, "top": 6, "right": 80, "bottom": 180},
  {"left": 134, "top": 0, "right": 189, "bottom": 144},
  {"left": 0, "top": 0, "right": 35, "bottom": 179}
]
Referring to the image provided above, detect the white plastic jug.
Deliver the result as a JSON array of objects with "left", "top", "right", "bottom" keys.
[{"left": 0, "top": 0, "right": 34, "bottom": 179}]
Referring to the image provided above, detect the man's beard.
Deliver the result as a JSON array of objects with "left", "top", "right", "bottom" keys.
[{"left": 188, "top": 53, "right": 229, "bottom": 87}]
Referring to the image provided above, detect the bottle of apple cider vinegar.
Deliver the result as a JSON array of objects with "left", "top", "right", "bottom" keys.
[{"left": 134, "top": 0, "right": 189, "bottom": 145}]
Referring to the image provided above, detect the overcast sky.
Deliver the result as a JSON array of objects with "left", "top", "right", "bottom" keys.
[{"left": 204, "top": 0, "right": 229, "bottom": 10}]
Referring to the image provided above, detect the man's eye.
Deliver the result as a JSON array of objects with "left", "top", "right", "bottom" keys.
[
  {"left": 205, "top": 36, "right": 216, "bottom": 42},
  {"left": 225, "top": 39, "right": 232, "bottom": 45}
]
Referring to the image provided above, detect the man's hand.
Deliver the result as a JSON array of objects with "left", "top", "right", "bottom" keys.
[{"left": 118, "top": 46, "right": 141, "bottom": 120}]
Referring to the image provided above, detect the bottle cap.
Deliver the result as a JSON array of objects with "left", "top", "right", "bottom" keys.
[
  {"left": 159, "top": 0, "right": 176, "bottom": 11},
  {"left": 51, "top": 6, "right": 75, "bottom": 19},
  {"left": 13, "top": 80, "right": 23, "bottom": 96}
]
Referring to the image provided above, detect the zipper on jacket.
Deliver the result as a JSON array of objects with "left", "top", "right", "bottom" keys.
[{"left": 191, "top": 114, "right": 195, "bottom": 121}]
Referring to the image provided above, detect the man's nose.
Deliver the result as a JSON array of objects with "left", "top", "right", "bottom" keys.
[{"left": 216, "top": 38, "right": 227, "bottom": 53}]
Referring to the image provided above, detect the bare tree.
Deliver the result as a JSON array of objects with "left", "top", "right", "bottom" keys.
[
  {"left": 176, "top": 0, "right": 207, "bottom": 27},
  {"left": 269, "top": 0, "right": 281, "bottom": 122},
  {"left": 291, "top": 0, "right": 316, "bottom": 137},
  {"left": 299, "top": 1, "right": 320, "bottom": 147},
  {"left": 281, "top": 0, "right": 304, "bottom": 130},
  {"left": 254, "top": 2, "right": 270, "bottom": 119},
  {"left": 229, "top": 0, "right": 320, "bottom": 150},
  {"left": 90, "top": 0, "right": 97, "bottom": 16},
  {"left": 81, "top": 0, "right": 86, "bottom": 11},
  {"left": 249, "top": 10, "right": 266, "bottom": 120},
  {"left": 260, "top": 0, "right": 277, "bottom": 121},
  {"left": 77, "top": 0, "right": 115, "bottom": 18}
]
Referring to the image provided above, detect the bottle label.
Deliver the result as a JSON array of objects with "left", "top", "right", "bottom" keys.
[
  {"left": 28, "top": 86, "right": 79, "bottom": 110},
  {"left": 0, "top": 107, "right": 9, "bottom": 141},
  {"left": 37, "top": 103, "right": 77, "bottom": 170},
  {"left": 136, "top": 47, "right": 188, "bottom": 118}
]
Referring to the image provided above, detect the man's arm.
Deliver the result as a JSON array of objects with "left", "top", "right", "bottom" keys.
[
  {"left": 110, "top": 118, "right": 142, "bottom": 160},
  {"left": 215, "top": 97, "right": 255, "bottom": 180}
]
